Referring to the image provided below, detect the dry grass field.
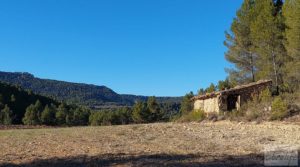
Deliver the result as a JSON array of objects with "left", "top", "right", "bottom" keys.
[{"left": 0, "top": 121, "right": 299, "bottom": 167}]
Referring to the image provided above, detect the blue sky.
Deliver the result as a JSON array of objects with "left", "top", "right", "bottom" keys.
[{"left": 0, "top": 0, "right": 243, "bottom": 96}]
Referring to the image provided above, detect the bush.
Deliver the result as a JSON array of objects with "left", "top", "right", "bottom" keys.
[
  {"left": 270, "top": 97, "right": 288, "bottom": 120},
  {"left": 178, "top": 110, "right": 206, "bottom": 122}
]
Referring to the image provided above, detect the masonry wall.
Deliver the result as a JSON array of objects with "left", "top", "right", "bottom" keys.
[{"left": 194, "top": 96, "right": 220, "bottom": 113}]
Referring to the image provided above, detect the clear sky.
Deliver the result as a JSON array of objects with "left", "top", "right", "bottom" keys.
[{"left": 0, "top": 0, "right": 243, "bottom": 96}]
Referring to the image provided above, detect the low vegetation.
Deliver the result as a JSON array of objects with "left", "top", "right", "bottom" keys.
[{"left": 177, "top": 109, "right": 206, "bottom": 122}]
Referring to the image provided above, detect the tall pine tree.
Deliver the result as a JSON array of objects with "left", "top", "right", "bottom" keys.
[
  {"left": 283, "top": 0, "right": 300, "bottom": 91},
  {"left": 250, "top": 0, "right": 286, "bottom": 93},
  {"left": 224, "top": 0, "right": 257, "bottom": 84}
]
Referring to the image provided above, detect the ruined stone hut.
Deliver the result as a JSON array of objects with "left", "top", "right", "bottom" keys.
[{"left": 191, "top": 80, "right": 272, "bottom": 113}]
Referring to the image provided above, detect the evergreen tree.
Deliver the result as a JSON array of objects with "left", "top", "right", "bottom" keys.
[
  {"left": 55, "top": 103, "right": 68, "bottom": 125},
  {"left": 147, "top": 96, "right": 162, "bottom": 122},
  {"left": 197, "top": 88, "right": 205, "bottom": 95},
  {"left": 224, "top": 0, "right": 257, "bottom": 83},
  {"left": 64, "top": 107, "right": 89, "bottom": 126},
  {"left": 250, "top": 0, "right": 286, "bottom": 93},
  {"left": 41, "top": 105, "right": 56, "bottom": 125},
  {"left": 283, "top": 0, "right": 300, "bottom": 91},
  {"left": 132, "top": 101, "right": 148, "bottom": 123},
  {"left": 22, "top": 100, "right": 43, "bottom": 125},
  {"left": 0, "top": 105, "right": 13, "bottom": 125},
  {"left": 180, "top": 92, "right": 194, "bottom": 115},
  {"left": 206, "top": 83, "right": 216, "bottom": 93},
  {"left": 23, "top": 104, "right": 39, "bottom": 125},
  {"left": 217, "top": 78, "right": 232, "bottom": 91}
]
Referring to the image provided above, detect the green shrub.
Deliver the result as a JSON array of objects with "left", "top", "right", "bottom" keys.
[
  {"left": 178, "top": 109, "right": 206, "bottom": 122},
  {"left": 270, "top": 97, "right": 288, "bottom": 120},
  {"left": 259, "top": 88, "right": 272, "bottom": 103}
]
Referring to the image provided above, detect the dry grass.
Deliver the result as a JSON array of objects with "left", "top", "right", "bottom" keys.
[{"left": 0, "top": 121, "right": 299, "bottom": 166}]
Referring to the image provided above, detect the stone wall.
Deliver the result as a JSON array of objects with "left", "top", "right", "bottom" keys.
[{"left": 194, "top": 95, "right": 220, "bottom": 113}]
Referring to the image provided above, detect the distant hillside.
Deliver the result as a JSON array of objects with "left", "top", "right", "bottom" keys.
[
  {"left": 0, "top": 71, "right": 181, "bottom": 107},
  {"left": 0, "top": 82, "right": 59, "bottom": 123}
]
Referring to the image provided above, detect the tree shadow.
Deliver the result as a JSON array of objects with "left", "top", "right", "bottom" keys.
[{"left": 1, "top": 153, "right": 265, "bottom": 167}]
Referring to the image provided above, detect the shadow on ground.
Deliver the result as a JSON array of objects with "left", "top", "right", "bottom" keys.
[{"left": 1, "top": 153, "right": 265, "bottom": 167}]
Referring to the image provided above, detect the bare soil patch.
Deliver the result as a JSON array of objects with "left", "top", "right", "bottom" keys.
[{"left": 0, "top": 121, "right": 299, "bottom": 166}]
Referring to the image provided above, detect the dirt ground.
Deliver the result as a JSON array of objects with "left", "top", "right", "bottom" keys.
[{"left": 0, "top": 121, "right": 299, "bottom": 167}]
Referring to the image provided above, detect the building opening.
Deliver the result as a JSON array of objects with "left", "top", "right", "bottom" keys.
[{"left": 227, "top": 94, "right": 239, "bottom": 111}]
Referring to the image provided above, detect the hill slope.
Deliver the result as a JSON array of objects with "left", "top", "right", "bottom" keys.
[{"left": 0, "top": 71, "right": 181, "bottom": 107}]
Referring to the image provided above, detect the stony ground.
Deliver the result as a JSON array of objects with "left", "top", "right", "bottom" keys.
[{"left": 0, "top": 121, "right": 299, "bottom": 167}]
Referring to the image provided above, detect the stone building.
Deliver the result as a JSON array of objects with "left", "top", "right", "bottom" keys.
[{"left": 191, "top": 80, "right": 272, "bottom": 114}]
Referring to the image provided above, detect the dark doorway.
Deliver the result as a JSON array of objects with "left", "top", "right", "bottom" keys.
[{"left": 227, "top": 94, "right": 239, "bottom": 111}]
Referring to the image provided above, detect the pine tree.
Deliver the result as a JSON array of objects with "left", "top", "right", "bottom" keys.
[
  {"left": 132, "top": 101, "right": 148, "bottom": 123},
  {"left": 41, "top": 105, "right": 56, "bottom": 125},
  {"left": 197, "top": 88, "right": 205, "bottom": 95},
  {"left": 250, "top": 0, "right": 286, "bottom": 93},
  {"left": 23, "top": 104, "right": 38, "bottom": 125},
  {"left": 224, "top": 0, "right": 257, "bottom": 83},
  {"left": 22, "top": 100, "right": 43, "bottom": 125},
  {"left": 180, "top": 92, "right": 194, "bottom": 115},
  {"left": 206, "top": 83, "right": 216, "bottom": 93},
  {"left": 147, "top": 96, "right": 161, "bottom": 122},
  {"left": 72, "top": 108, "right": 90, "bottom": 125},
  {"left": 0, "top": 105, "right": 13, "bottom": 125},
  {"left": 217, "top": 78, "right": 232, "bottom": 91},
  {"left": 283, "top": 0, "right": 300, "bottom": 91},
  {"left": 55, "top": 103, "right": 68, "bottom": 125}
]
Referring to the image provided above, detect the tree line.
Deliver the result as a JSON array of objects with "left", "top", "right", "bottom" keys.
[
  {"left": 89, "top": 97, "right": 180, "bottom": 126},
  {"left": 15, "top": 98, "right": 179, "bottom": 126},
  {"left": 0, "top": 81, "right": 180, "bottom": 126}
]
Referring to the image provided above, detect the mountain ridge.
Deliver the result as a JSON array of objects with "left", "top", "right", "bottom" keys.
[{"left": 0, "top": 71, "right": 181, "bottom": 107}]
